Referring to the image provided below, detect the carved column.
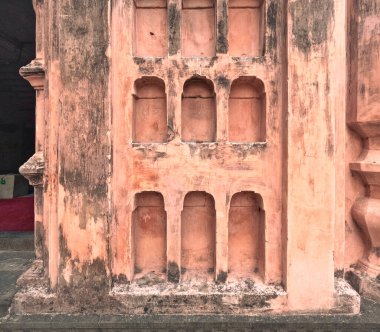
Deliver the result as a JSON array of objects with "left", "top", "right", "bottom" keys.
[
  {"left": 19, "top": 0, "right": 46, "bottom": 261},
  {"left": 350, "top": 132, "right": 380, "bottom": 278},
  {"left": 347, "top": 0, "right": 380, "bottom": 301}
]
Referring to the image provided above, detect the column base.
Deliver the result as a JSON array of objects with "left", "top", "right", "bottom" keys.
[{"left": 10, "top": 260, "right": 361, "bottom": 315}]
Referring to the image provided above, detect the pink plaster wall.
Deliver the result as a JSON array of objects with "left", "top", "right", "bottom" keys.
[{"left": 22, "top": 0, "right": 380, "bottom": 314}]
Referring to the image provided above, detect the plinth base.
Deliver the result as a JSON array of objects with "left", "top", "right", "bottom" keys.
[
  {"left": 346, "top": 267, "right": 380, "bottom": 302},
  {"left": 11, "top": 260, "right": 360, "bottom": 315}
]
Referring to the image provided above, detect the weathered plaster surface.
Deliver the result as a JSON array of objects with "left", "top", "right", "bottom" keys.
[{"left": 15, "top": 0, "right": 380, "bottom": 314}]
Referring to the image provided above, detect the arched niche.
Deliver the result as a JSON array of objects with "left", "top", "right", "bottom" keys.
[
  {"left": 181, "top": 191, "right": 216, "bottom": 280},
  {"left": 133, "top": 77, "right": 167, "bottom": 143},
  {"left": 228, "top": 77, "right": 266, "bottom": 142},
  {"left": 181, "top": 0, "right": 216, "bottom": 57},
  {"left": 228, "top": 0, "right": 265, "bottom": 57},
  {"left": 181, "top": 77, "right": 216, "bottom": 142},
  {"left": 228, "top": 191, "right": 265, "bottom": 280},
  {"left": 132, "top": 192, "right": 167, "bottom": 278},
  {"left": 133, "top": 0, "right": 168, "bottom": 56}
]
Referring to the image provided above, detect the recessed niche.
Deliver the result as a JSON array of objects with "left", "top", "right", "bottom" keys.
[
  {"left": 181, "top": 192, "right": 216, "bottom": 280},
  {"left": 132, "top": 192, "right": 167, "bottom": 278},
  {"left": 134, "top": 0, "right": 168, "bottom": 57},
  {"left": 182, "top": 77, "right": 216, "bottom": 142},
  {"left": 181, "top": 0, "right": 216, "bottom": 57},
  {"left": 228, "top": 191, "right": 265, "bottom": 280},
  {"left": 229, "top": 77, "right": 266, "bottom": 142},
  {"left": 133, "top": 77, "right": 167, "bottom": 143},
  {"left": 228, "top": 0, "right": 265, "bottom": 57}
]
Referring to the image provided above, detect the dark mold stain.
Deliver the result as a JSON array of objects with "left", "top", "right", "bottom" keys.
[
  {"left": 35, "top": 219, "right": 48, "bottom": 271},
  {"left": 240, "top": 293, "right": 277, "bottom": 308},
  {"left": 112, "top": 273, "right": 128, "bottom": 285},
  {"left": 59, "top": 224, "right": 71, "bottom": 276},
  {"left": 360, "top": 1, "right": 379, "bottom": 16},
  {"left": 155, "top": 152, "right": 167, "bottom": 159},
  {"left": 133, "top": 57, "right": 146, "bottom": 65},
  {"left": 154, "top": 57, "right": 163, "bottom": 65},
  {"left": 216, "top": 270, "right": 227, "bottom": 284},
  {"left": 199, "top": 145, "right": 217, "bottom": 160},
  {"left": 168, "top": 3, "right": 180, "bottom": 55},
  {"left": 289, "top": 0, "right": 334, "bottom": 53},
  {"left": 167, "top": 261, "right": 180, "bottom": 283},
  {"left": 266, "top": 1, "right": 278, "bottom": 52},
  {"left": 345, "top": 270, "right": 361, "bottom": 293},
  {"left": 208, "top": 56, "right": 218, "bottom": 67},
  {"left": 167, "top": 67, "right": 177, "bottom": 97},
  {"left": 230, "top": 143, "right": 267, "bottom": 159},
  {"left": 138, "top": 65, "right": 155, "bottom": 75},
  {"left": 334, "top": 269, "right": 344, "bottom": 278},
  {"left": 217, "top": 75, "right": 230, "bottom": 89},
  {"left": 58, "top": 0, "right": 110, "bottom": 231},
  {"left": 217, "top": 1, "right": 228, "bottom": 53}
]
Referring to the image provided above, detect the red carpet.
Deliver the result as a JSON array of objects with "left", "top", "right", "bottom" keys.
[{"left": 0, "top": 196, "right": 34, "bottom": 231}]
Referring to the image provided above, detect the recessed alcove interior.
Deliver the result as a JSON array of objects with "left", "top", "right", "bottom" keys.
[
  {"left": 228, "top": 0, "right": 265, "bottom": 57},
  {"left": 228, "top": 77, "right": 266, "bottom": 142},
  {"left": 133, "top": 0, "right": 168, "bottom": 57},
  {"left": 132, "top": 192, "right": 167, "bottom": 280},
  {"left": 133, "top": 77, "right": 167, "bottom": 143},
  {"left": 181, "top": 0, "right": 216, "bottom": 57},
  {"left": 181, "top": 191, "right": 216, "bottom": 281},
  {"left": 181, "top": 77, "right": 216, "bottom": 142},
  {"left": 228, "top": 191, "right": 265, "bottom": 281}
]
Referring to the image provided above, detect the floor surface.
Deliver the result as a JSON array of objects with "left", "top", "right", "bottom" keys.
[{"left": 0, "top": 249, "right": 379, "bottom": 331}]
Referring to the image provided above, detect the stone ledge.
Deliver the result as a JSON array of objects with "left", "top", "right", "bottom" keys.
[
  {"left": 10, "top": 261, "right": 361, "bottom": 316},
  {"left": 2, "top": 299, "right": 379, "bottom": 332}
]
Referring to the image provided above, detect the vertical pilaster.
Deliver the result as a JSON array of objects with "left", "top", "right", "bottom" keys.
[
  {"left": 166, "top": 193, "right": 182, "bottom": 282},
  {"left": 48, "top": 0, "right": 112, "bottom": 301},
  {"left": 286, "top": 0, "right": 337, "bottom": 311},
  {"left": 215, "top": 191, "right": 228, "bottom": 282},
  {"left": 19, "top": 0, "right": 46, "bottom": 262}
]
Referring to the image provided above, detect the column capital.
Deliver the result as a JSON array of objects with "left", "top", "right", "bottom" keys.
[
  {"left": 19, "top": 151, "right": 45, "bottom": 187},
  {"left": 19, "top": 59, "right": 45, "bottom": 90}
]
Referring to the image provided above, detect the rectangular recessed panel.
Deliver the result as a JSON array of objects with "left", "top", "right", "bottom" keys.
[
  {"left": 134, "top": 7, "right": 167, "bottom": 56},
  {"left": 181, "top": 7, "right": 215, "bottom": 57},
  {"left": 228, "top": 6, "right": 262, "bottom": 56}
]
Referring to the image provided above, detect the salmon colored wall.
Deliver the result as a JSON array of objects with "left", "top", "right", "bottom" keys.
[{"left": 18, "top": 0, "right": 379, "bottom": 314}]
